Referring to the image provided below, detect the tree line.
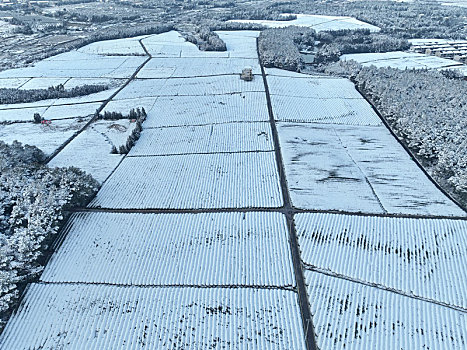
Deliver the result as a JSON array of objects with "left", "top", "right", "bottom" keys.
[{"left": 0, "top": 84, "right": 108, "bottom": 105}]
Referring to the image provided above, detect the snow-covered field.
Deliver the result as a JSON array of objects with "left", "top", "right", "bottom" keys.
[
  {"left": 0, "top": 77, "right": 31, "bottom": 89},
  {"left": 305, "top": 271, "right": 466, "bottom": 349},
  {"left": 277, "top": 122, "right": 465, "bottom": 216},
  {"left": 0, "top": 117, "right": 91, "bottom": 155},
  {"left": 216, "top": 31, "right": 260, "bottom": 59},
  {"left": 129, "top": 122, "right": 273, "bottom": 156},
  {"left": 341, "top": 51, "right": 466, "bottom": 74},
  {"left": 1, "top": 29, "right": 466, "bottom": 350},
  {"left": 19, "top": 77, "right": 70, "bottom": 90},
  {"left": 267, "top": 75, "right": 363, "bottom": 99},
  {"left": 47, "top": 119, "right": 136, "bottom": 183},
  {"left": 42, "top": 211, "right": 295, "bottom": 287},
  {"left": 48, "top": 125, "right": 124, "bottom": 184},
  {"left": 78, "top": 35, "right": 149, "bottom": 56},
  {"left": 89, "top": 152, "right": 283, "bottom": 209},
  {"left": 137, "top": 57, "right": 261, "bottom": 78},
  {"left": 140, "top": 30, "right": 260, "bottom": 59},
  {"left": 114, "top": 75, "right": 264, "bottom": 100},
  {"left": 0, "top": 51, "right": 146, "bottom": 79},
  {"left": 271, "top": 95, "right": 381, "bottom": 125},
  {"left": 1, "top": 284, "right": 305, "bottom": 349},
  {"left": 297, "top": 213, "right": 467, "bottom": 309},
  {"left": 228, "top": 14, "right": 380, "bottom": 32},
  {"left": 106, "top": 92, "right": 269, "bottom": 128}
]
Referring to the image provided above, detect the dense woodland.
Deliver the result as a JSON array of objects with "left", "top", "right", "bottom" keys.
[
  {"left": 0, "top": 141, "right": 98, "bottom": 328},
  {"left": 258, "top": 26, "right": 316, "bottom": 71}
]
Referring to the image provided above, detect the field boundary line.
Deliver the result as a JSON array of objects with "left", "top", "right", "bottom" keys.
[
  {"left": 306, "top": 266, "right": 467, "bottom": 314},
  {"left": 258, "top": 38, "right": 319, "bottom": 350}
]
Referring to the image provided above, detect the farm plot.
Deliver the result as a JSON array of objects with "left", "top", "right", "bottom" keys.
[
  {"left": 41, "top": 211, "right": 294, "bottom": 287},
  {"left": 305, "top": 271, "right": 466, "bottom": 349},
  {"left": 0, "top": 101, "right": 102, "bottom": 123},
  {"left": 129, "top": 122, "right": 273, "bottom": 156},
  {"left": 270, "top": 95, "right": 382, "bottom": 126},
  {"left": 137, "top": 57, "right": 261, "bottom": 78},
  {"left": 47, "top": 118, "right": 137, "bottom": 180},
  {"left": 114, "top": 75, "right": 265, "bottom": 100},
  {"left": 341, "top": 51, "right": 465, "bottom": 71},
  {"left": 227, "top": 14, "right": 380, "bottom": 32},
  {"left": 141, "top": 31, "right": 234, "bottom": 58},
  {"left": 216, "top": 31, "right": 260, "bottom": 59},
  {"left": 77, "top": 36, "right": 148, "bottom": 56},
  {"left": 0, "top": 117, "right": 91, "bottom": 155},
  {"left": 181, "top": 45, "right": 230, "bottom": 58},
  {"left": 0, "top": 78, "right": 31, "bottom": 89},
  {"left": 141, "top": 31, "right": 195, "bottom": 58},
  {"left": 105, "top": 93, "right": 269, "bottom": 128},
  {"left": 139, "top": 93, "right": 269, "bottom": 127},
  {"left": 88, "top": 152, "right": 282, "bottom": 209},
  {"left": 19, "top": 77, "right": 70, "bottom": 90},
  {"left": 267, "top": 75, "right": 362, "bottom": 99},
  {"left": 277, "top": 123, "right": 465, "bottom": 216},
  {"left": 41, "top": 102, "right": 103, "bottom": 120},
  {"left": 0, "top": 284, "right": 305, "bottom": 349},
  {"left": 0, "top": 106, "right": 49, "bottom": 123},
  {"left": 0, "top": 51, "right": 146, "bottom": 79},
  {"left": 296, "top": 213, "right": 467, "bottom": 310}
]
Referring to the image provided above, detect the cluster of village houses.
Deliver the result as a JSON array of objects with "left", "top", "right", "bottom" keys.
[{"left": 411, "top": 40, "right": 467, "bottom": 64}]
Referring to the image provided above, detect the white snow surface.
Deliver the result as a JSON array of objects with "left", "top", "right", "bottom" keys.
[
  {"left": 78, "top": 35, "right": 148, "bottom": 56},
  {"left": 297, "top": 213, "right": 467, "bottom": 309},
  {"left": 114, "top": 75, "right": 265, "bottom": 100},
  {"left": 271, "top": 95, "right": 382, "bottom": 126},
  {"left": 0, "top": 284, "right": 305, "bottom": 349},
  {"left": 18, "top": 77, "right": 70, "bottom": 90},
  {"left": 267, "top": 75, "right": 363, "bottom": 99},
  {"left": 216, "top": 31, "right": 260, "bottom": 59},
  {"left": 105, "top": 93, "right": 269, "bottom": 128},
  {"left": 89, "top": 152, "right": 283, "bottom": 209},
  {"left": 41, "top": 211, "right": 295, "bottom": 287},
  {"left": 306, "top": 271, "right": 467, "bottom": 349},
  {"left": 0, "top": 78, "right": 31, "bottom": 89},
  {"left": 48, "top": 124, "right": 124, "bottom": 183},
  {"left": 228, "top": 14, "right": 380, "bottom": 32},
  {"left": 129, "top": 122, "right": 273, "bottom": 156},
  {"left": 277, "top": 122, "right": 465, "bottom": 216},
  {"left": 0, "top": 51, "right": 146, "bottom": 79},
  {"left": 341, "top": 51, "right": 466, "bottom": 73},
  {"left": 0, "top": 117, "right": 91, "bottom": 155},
  {"left": 137, "top": 57, "right": 261, "bottom": 78}
]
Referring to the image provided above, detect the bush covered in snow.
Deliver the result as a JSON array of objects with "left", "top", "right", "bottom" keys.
[
  {"left": 0, "top": 141, "right": 98, "bottom": 328},
  {"left": 258, "top": 26, "right": 316, "bottom": 71},
  {"left": 185, "top": 27, "right": 227, "bottom": 51},
  {"left": 325, "top": 62, "right": 467, "bottom": 207}
]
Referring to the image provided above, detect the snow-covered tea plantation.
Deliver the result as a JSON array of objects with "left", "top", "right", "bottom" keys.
[{"left": 0, "top": 29, "right": 466, "bottom": 349}]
